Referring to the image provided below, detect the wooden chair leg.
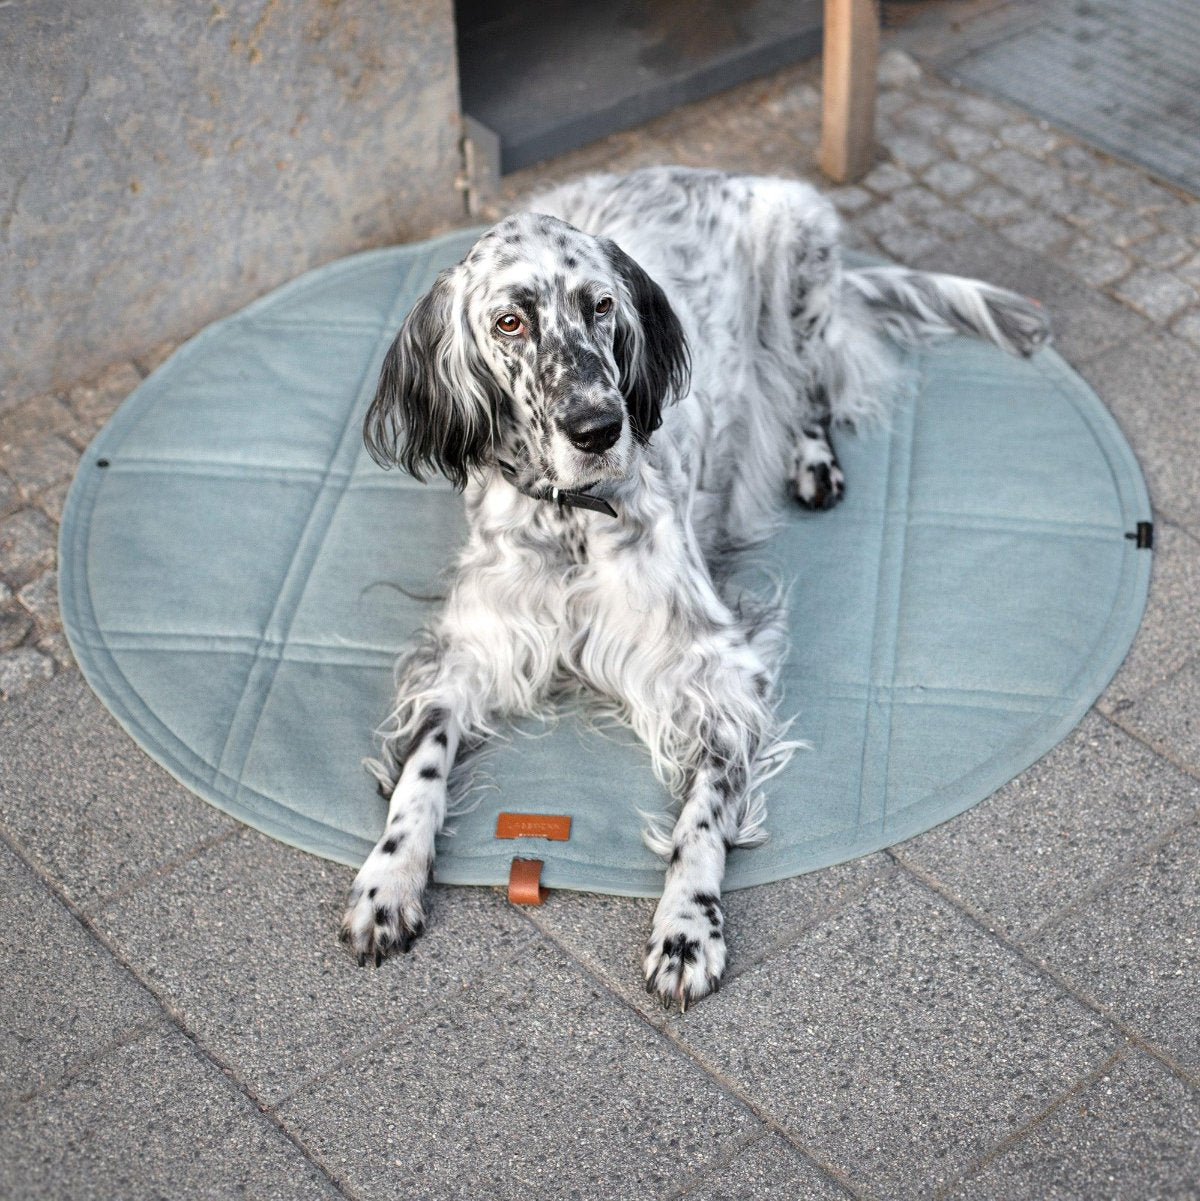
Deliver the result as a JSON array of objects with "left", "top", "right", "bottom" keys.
[{"left": 820, "top": 0, "right": 880, "bottom": 183}]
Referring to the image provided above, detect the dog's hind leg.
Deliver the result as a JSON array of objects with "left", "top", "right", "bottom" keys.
[{"left": 788, "top": 409, "right": 844, "bottom": 511}]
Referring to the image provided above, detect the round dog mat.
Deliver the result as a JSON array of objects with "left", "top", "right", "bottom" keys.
[{"left": 59, "top": 230, "right": 1152, "bottom": 895}]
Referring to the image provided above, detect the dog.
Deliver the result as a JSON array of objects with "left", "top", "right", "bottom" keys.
[{"left": 339, "top": 166, "right": 1049, "bottom": 1008}]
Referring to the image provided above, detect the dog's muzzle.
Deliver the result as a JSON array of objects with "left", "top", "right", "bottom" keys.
[{"left": 561, "top": 410, "right": 623, "bottom": 455}]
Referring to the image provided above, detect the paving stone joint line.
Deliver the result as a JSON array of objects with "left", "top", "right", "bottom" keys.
[
  {"left": 892, "top": 854, "right": 1200, "bottom": 1092},
  {"left": 0, "top": 821, "right": 359, "bottom": 1201}
]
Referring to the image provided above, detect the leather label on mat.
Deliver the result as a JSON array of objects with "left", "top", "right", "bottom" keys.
[
  {"left": 495, "top": 812, "right": 571, "bottom": 841},
  {"left": 508, "top": 858, "right": 547, "bottom": 905}
]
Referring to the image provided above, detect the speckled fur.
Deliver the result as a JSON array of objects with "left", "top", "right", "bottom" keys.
[{"left": 342, "top": 167, "right": 1050, "bottom": 1005}]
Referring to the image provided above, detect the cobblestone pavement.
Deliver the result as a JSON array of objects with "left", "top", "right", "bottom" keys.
[{"left": 3, "top": 23, "right": 1199, "bottom": 1201}]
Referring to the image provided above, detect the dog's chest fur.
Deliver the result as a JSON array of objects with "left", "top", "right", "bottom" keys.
[{"left": 533, "top": 503, "right": 591, "bottom": 566}]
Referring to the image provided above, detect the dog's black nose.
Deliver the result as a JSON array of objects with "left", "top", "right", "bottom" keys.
[{"left": 563, "top": 413, "right": 622, "bottom": 454}]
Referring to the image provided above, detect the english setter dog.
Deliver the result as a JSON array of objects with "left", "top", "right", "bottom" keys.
[{"left": 340, "top": 166, "right": 1048, "bottom": 1008}]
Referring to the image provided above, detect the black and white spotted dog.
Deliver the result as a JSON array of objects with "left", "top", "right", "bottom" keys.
[{"left": 340, "top": 167, "right": 1048, "bottom": 1008}]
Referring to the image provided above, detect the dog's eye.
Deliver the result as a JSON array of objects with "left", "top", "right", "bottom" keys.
[
  {"left": 495, "top": 313, "right": 523, "bottom": 336},
  {"left": 595, "top": 296, "right": 613, "bottom": 316}
]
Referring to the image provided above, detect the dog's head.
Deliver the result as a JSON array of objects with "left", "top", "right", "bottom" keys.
[{"left": 364, "top": 213, "right": 690, "bottom": 495}]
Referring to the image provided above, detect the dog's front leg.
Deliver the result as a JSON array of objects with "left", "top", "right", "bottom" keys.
[
  {"left": 638, "top": 616, "right": 774, "bottom": 1009},
  {"left": 642, "top": 716, "right": 756, "bottom": 1010},
  {"left": 341, "top": 544, "right": 560, "bottom": 965},
  {"left": 340, "top": 683, "right": 459, "bottom": 966}
]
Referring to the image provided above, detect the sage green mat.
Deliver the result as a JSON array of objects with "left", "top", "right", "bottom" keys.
[{"left": 59, "top": 230, "right": 1152, "bottom": 895}]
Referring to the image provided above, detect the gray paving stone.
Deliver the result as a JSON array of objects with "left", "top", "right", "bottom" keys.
[
  {"left": 0, "top": 394, "right": 72, "bottom": 449},
  {"left": 920, "top": 206, "right": 983, "bottom": 241},
  {"left": 1102, "top": 520, "right": 1200, "bottom": 705},
  {"left": 1042, "top": 187, "right": 1118, "bottom": 230},
  {"left": 1177, "top": 253, "right": 1200, "bottom": 290},
  {"left": 0, "top": 432, "right": 78, "bottom": 495},
  {"left": 1061, "top": 237, "right": 1131, "bottom": 288},
  {"left": 17, "top": 568, "right": 59, "bottom": 630},
  {"left": 762, "top": 82, "right": 819, "bottom": 121},
  {"left": 1113, "top": 269, "right": 1199, "bottom": 325},
  {"left": 909, "top": 228, "right": 1145, "bottom": 365},
  {"left": 1172, "top": 308, "right": 1200, "bottom": 350},
  {"left": 941, "top": 123, "right": 997, "bottom": 161},
  {"left": 0, "top": 604, "right": 31, "bottom": 651},
  {"left": 826, "top": 185, "right": 872, "bottom": 214},
  {"left": 0, "top": 469, "right": 19, "bottom": 518},
  {"left": 1080, "top": 333, "right": 1200, "bottom": 528},
  {"left": 1103, "top": 210, "right": 1158, "bottom": 248},
  {"left": 922, "top": 159, "right": 979, "bottom": 197},
  {"left": 977, "top": 147, "right": 1064, "bottom": 199},
  {"left": 683, "top": 1133, "right": 848, "bottom": 1201},
  {"left": 1132, "top": 232, "right": 1194, "bottom": 271},
  {"left": 0, "top": 507, "right": 56, "bottom": 587},
  {"left": 97, "top": 827, "right": 535, "bottom": 1104},
  {"left": 908, "top": 78, "right": 962, "bottom": 111},
  {"left": 675, "top": 873, "right": 1118, "bottom": 1200},
  {"left": 853, "top": 200, "right": 913, "bottom": 242},
  {"left": 860, "top": 162, "right": 915, "bottom": 196},
  {"left": 0, "top": 1026, "right": 338, "bottom": 1200},
  {"left": 527, "top": 854, "right": 892, "bottom": 1019},
  {"left": 34, "top": 477, "right": 69, "bottom": 524},
  {"left": 877, "top": 48, "right": 922, "bottom": 90},
  {"left": 1158, "top": 203, "right": 1200, "bottom": 242},
  {"left": 884, "top": 133, "right": 941, "bottom": 173},
  {"left": 896, "top": 101, "right": 947, "bottom": 138},
  {"left": 0, "top": 841, "right": 160, "bottom": 1106},
  {"left": 35, "top": 628, "right": 75, "bottom": 670},
  {"left": 961, "top": 183, "right": 1028, "bottom": 223},
  {"left": 1116, "top": 656, "right": 1200, "bottom": 783},
  {"left": 1002, "top": 212, "right": 1073, "bottom": 254},
  {"left": 878, "top": 225, "right": 945, "bottom": 264},
  {"left": 875, "top": 89, "right": 913, "bottom": 120},
  {"left": 947, "top": 1049, "right": 1200, "bottom": 1201},
  {"left": 0, "top": 646, "right": 54, "bottom": 699},
  {"left": 890, "top": 184, "right": 944, "bottom": 218},
  {"left": 0, "top": 671, "right": 236, "bottom": 908},
  {"left": 133, "top": 337, "right": 181, "bottom": 375},
  {"left": 65, "top": 361, "right": 142, "bottom": 428},
  {"left": 894, "top": 712, "right": 1200, "bottom": 941},
  {"left": 1033, "top": 816, "right": 1200, "bottom": 1077},
  {"left": 954, "top": 93, "right": 1013, "bottom": 127},
  {"left": 278, "top": 939, "right": 758, "bottom": 1201},
  {"left": 1052, "top": 143, "right": 1107, "bottom": 180},
  {"left": 997, "top": 120, "right": 1061, "bottom": 158},
  {"left": 1089, "top": 165, "right": 1178, "bottom": 215}
]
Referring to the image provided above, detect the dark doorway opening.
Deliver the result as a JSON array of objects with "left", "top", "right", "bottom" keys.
[{"left": 456, "top": 0, "right": 824, "bottom": 174}]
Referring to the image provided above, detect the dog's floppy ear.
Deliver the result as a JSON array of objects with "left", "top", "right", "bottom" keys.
[
  {"left": 364, "top": 267, "right": 500, "bottom": 489},
  {"left": 603, "top": 239, "right": 690, "bottom": 444}
]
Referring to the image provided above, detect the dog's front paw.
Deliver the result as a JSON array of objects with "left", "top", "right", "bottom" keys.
[
  {"left": 643, "top": 893, "right": 726, "bottom": 1011},
  {"left": 791, "top": 460, "right": 845, "bottom": 510},
  {"left": 339, "top": 840, "right": 431, "bottom": 967}
]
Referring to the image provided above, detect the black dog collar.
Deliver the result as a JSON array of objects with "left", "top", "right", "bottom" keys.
[
  {"left": 548, "top": 486, "right": 618, "bottom": 518},
  {"left": 497, "top": 463, "right": 619, "bottom": 519}
]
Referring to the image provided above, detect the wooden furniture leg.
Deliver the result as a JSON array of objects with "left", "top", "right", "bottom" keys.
[{"left": 820, "top": 0, "right": 881, "bottom": 183}]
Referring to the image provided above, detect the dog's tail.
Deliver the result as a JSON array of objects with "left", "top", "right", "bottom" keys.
[{"left": 844, "top": 265, "right": 1051, "bottom": 358}]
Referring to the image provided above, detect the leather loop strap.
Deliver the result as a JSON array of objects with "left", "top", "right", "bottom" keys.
[{"left": 508, "top": 858, "right": 547, "bottom": 905}]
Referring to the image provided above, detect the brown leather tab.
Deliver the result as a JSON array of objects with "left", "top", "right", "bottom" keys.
[
  {"left": 508, "top": 858, "right": 547, "bottom": 905},
  {"left": 495, "top": 812, "right": 571, "bottom": 842}
]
